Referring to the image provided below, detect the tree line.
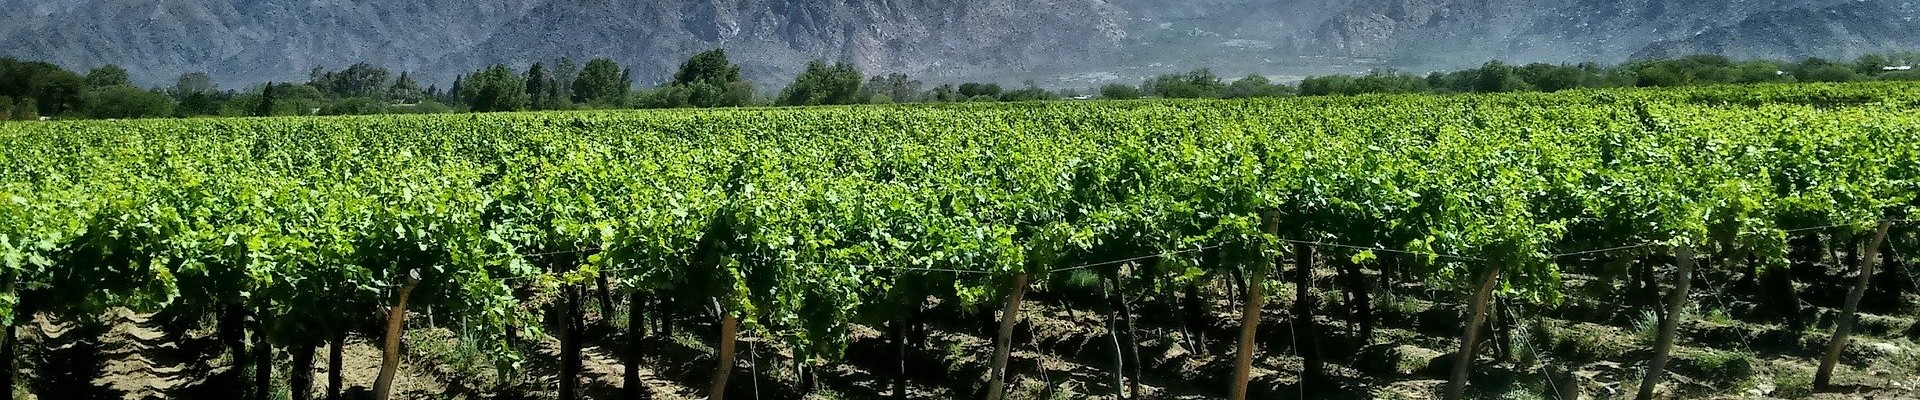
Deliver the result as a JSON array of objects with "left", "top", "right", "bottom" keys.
[{"left": 2, "top": 51, "right": 1917, "bottom": 120}]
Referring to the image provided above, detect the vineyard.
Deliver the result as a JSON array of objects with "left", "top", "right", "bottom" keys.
[{"left": 4, "top": 82, "right": 1920, "bottom": 400}]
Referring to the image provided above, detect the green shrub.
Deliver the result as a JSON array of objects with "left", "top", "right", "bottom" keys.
[
  {"left": 1677, "top": 350, "right": 1755, "bottom": 388},
  {"left": 319, "top": 96, "right": 391, "bottom": 115},
  {"left": 1773, "top": 368, "right": 1814, "bottom": 399},
  {"left": 1705, "top": 307, "right": 1734, "bottom": 325},
  {"left": 1357, "top": 344, "right": 1442, "bottom": 376},
  {"left": 408, "top": 328, "right": 509, "bottom": 387},
  {"left": 1632, "top": 309, "right": 1661, "bottom": 346},
  {"left": 1380, "top": 294, "right": 1423, "bottom": 317},
  {"left": 803, "top": 389, "right": 846, "bottom": 400},
  {"left": 1486, "top": 378, "right": 1549, "bottom": 400},
  {"left": 1011, "top": 378, "right": 1077, "bottom": 400},
  {"left": 1538, "top": 322, "right": 1631, "bottom": 361},
  {"left": 942, "top": 340, "right": 971, "bottom": 375}
]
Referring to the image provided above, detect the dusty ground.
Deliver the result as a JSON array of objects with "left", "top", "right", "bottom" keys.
[{"left": 9, "top": 267, "right": 1920, "bottom": 400}]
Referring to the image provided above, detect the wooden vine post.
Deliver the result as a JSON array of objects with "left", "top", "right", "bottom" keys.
[
  {"left": 1101, "top": 277, "right": 1127, "bottom": 399},
  {"left": 2, "top": 278, "right": 16, "bottom": 397},
  {"left": 253, "top": 307, "right": 274, "bottom": 400},
  {"left": 561, "top": 284, "right": 585, "bottom": 400},
  {"left": 1103, "top": 266, "right": 1143, "bottom": 400},
  {"left": 983, "top": 272, "right": 1031, "bottom": 400},
  {"left": 624, "top": 291, "right": 648, "bottom": 400},
  {"left": 1446, "top": 261, "right": 1502, "bottom": 400},
  {"left": 1115, "top": 270, "right": 1142, "bottom": 399},
  {"left": 1229, "top": 211, "right": 1280, "bottom": 400},
  {"left": 328, "top": 331, "right": 345, "bottom": 400},
  {"left": 373, "top": 269, "right": 422, "bottom": 400},
  {"left": 1636, "top": 244, "right": 1696, "bottom": 400},
  {"left": 1815, "top": 219, "right": 1893, "bottom": 389},
  {"left": 1294, "top": 237, "right": 1322, "bottom": 381},
  {"left": 710, "top": 296, "right": 739, "bottom": 400},
  {"left": 891, "top": 317, "right": 909, "bottom": 400},
  {"left": 290, "top": 339, "right": 316, "bottom": 400}
]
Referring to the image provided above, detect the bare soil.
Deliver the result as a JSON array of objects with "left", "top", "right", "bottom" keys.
[{"left": 10, "top": 266, "right": 1920, "bottom": 400}]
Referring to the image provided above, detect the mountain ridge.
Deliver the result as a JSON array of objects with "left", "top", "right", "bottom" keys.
[{"left": 3, "top": 0, "right": 1914, "bottom": 87}]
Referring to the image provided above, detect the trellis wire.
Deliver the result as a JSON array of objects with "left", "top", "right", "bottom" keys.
[
  {"left": 464, "top": 218, "right": 1915, "bottom": 397},
  {"left": 487, "top": 220, "right": 1903, "bottom": 289},
  {"left": 1502, "top": 297, "right": 1563, "bottom": 400},
  {"left": 1047, "top": 244, "right": 1224, "bottom": 273}
]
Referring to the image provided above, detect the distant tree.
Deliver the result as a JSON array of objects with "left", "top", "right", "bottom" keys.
[
  {"left": 12, "top": 98, "right": 37, "bottom": 120},
  {"left": 255, "top": 82, "right": 276, "bottom": 117},
  {"left": 621, "top": 67, "right": 634, "bottom": 104},
  {"left": 1854, "top": 54, "right": 1891, "bottom": 75},
  {"left": 957, "top": 82, "right": 1002, "bottom": 98},
  {"left": 167, "top": 72, "right": 223, "bottom": 117},
  {"left": 861, "top": 76, "right": 888, "bottom": 102},
  {"left": 389, "top": 72, "right": 423, "bottom": 103},
  {"left": 1185, "top": 69, "right": 1226, "bottom": 96},
  {"left": 1351, "top": 70, "right": 1427, "bottom": 94},
  {"left": 88, "top": 85, "right": 174, "bottom": 119},
  {"left": 897, "top": 74, "right": 926, "bottom": 102},
  {"left": 1882, "top": 70, "right": 1920, "bottom": 81},
  {"left": 174, "top": 93, "right": 223, "bottom": 117},
  {"left": 1515, "top": 63, "right": 1584, "bottom": 92},
  {"left": 1571, "top": 62, "right": 1633, "bottom": 88},
  {"left": 862, "top": 73, "right": 922, "bottom": 103},
  {"left": 449, "top": 75, "right": 466, "bottom": 104},
  {"left": 1144, "top": 69, "right": 1225, "bottom": 98},
  {"left": 525, "top": 63, "right": 556, "bottom": 109},
  {"left": 1141, "top": 74, "right": 1182, "bottom": 97},
  {"left": 1298, "top": 75, "right": 1355, "bottom": 96},
  {"left": 542, "top": 78, "right": 569, "bottom": 109},
  {"left": 668, "top": 49, "right": 755, "bottom": 107},
  {"left": 0, "top": 95, "right": 11, "bottom": 120},
  {"left": 320, "top": 97, "right": 390, "bottom": 115},
  {"left": 1790, "top": 58, "right": 1860, "bottom": 83},
  {"left": 1421, "top": 70, "right": 1467, "bottom": 93},
  {"left": 85, "top": 64, "right": 132, "bottom": 88},
  {"left": 33, "top": 73, "right": 85, "bottom": 116},
  {"left": 928, "top": 84, "right": 958, "bottom": 102},
  {"left": 999, "top": 80, "right": 1056, "bottom": 101},
  {"left": 269, "top": 83, "right": 327, "bottom": 115},
  {"left": 1223, "top": 75, "right": 1291, "bottom": 98},
  {"left": 572, "top": 58, "right": 629, "bottom": 107},
  {"left": 1734, "top": 61, "right": 1789, "bottom": 84},
  {"left": 1, "top": 60, "right": 88, "bottom": 116},
  {"left": 465, "top": 64, "right": 529, "bottom": 112},
  {"left": 674, "top": 49, "right": 741, "bottom": 86},
  {"left": 1099, "top": 83, "right": 1142, "bottom": 99},
  {"left": 634, "top": 87, "right": 691, "bottom": 109},
  {"left": 1632, "top": 64, "right": 1686, "bottom": 87},
  {"left": 308, "top": 63, "right": 392, "bottom": 98},
  {"left": 778, "top": 60, "right": 864, "bottom": 106},
  {"left": 1621, "top": 55, "right": 1743, "bottom": 87},
  {"left": 1472, "top": 61, "right": 1529, "bottom": 92},
  {"left": 171, "top": 72, "right": 219, "bottom": 98},
  {"left": 552, "top": 57, "right": 579, "bottom": 103}
]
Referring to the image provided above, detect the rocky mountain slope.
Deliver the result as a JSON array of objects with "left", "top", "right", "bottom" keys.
[{"left": 2, "top": 0, "right": 1914, "bottom": 87}]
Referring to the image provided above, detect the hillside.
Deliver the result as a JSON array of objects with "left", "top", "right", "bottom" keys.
[{"left": 1, "top": 0, "right": 1916, "bottom": 88}]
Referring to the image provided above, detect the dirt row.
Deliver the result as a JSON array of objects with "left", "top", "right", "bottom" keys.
[{"left": 11, "top": 266, "right": 1920, "bottom": 400}]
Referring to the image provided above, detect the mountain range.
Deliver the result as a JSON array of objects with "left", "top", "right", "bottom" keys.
[{"left": 3, "top": 0, "right": 1915, "bottom": 88}]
